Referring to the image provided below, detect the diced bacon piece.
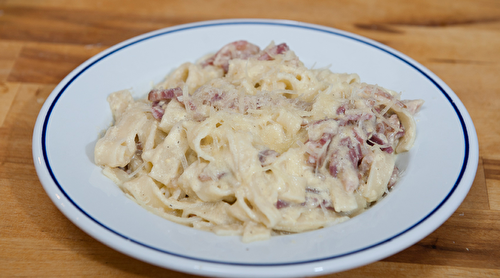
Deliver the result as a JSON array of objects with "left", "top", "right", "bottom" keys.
[
  {"left": 368, "top": 114, "right": 405, "bottom": 154},
  {"left": 305, "top": 119, "right": 340, "bottom": 166},
  {"left": 305, "top": 132, "right": 334, "bottom": 165},
  {"left": 151, "top": 101, "right": 165, "bottom": 120},
  {"left": 328, "top": 136, "right": 363, "bottom": 192},
  {"left": 257, "top": 43, "right": 290, "bottom": 61},
  {"left": 336, "top": 105, "right": 346, "bottom": 115},
  {"left": 276, "top": 199, "right": 289, "bottom": 209},
  {"left": 329, "top": 160, "right": 338, "bottom": 177},
  {"left": 258, "top": 149, "right": 280, "bottom": 167},
  {"left": 148, "top": 87, "right": 183, "bottom": 102},
  {"left": 201, "top": 40, "right": 261, "bottom": 73},
  {"left": 342, "top": 137, "right": 363, "bottom": 167},
  {"left": 271, "top": 43, "right": 290, "bottom": 55},
  {"left": 368, "top": 133, "right": 388, "bottom": 146},
  {"left": 395, "top": 129, "right": 405, "bottom": 141},
  {"left": 388, "top": 119, "right": 405, "bottom": 144},
  {"left": 148, "top": 87, "right": 183, "bottom": 121},
  {"left": 348, "top": 143, "right": 362, "bottom": 166},
  {"left": 375, "top": 121, "right": 385, "bottom": 134},
  {"left": 368, "top": 132, "right": 395, "bottom": 154},
  {"left": 329, "top": 155, "right": 359, "bottom": 192},
  {"left": 382, "top": 146, "right": 394, "bottom": 154}
]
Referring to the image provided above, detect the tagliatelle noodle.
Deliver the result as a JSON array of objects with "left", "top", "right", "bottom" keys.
[{"left": 94, "top": 41, "right": 424, "bottom": 242}]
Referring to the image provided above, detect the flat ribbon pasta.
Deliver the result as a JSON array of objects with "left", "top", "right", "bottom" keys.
[{"left": 94, "top": 40, "right": 423, "bottom": 242}]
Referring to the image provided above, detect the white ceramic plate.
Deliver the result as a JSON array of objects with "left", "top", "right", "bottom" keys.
[{"left": 33, "top": 19, "right": 478, "bottom": 277}]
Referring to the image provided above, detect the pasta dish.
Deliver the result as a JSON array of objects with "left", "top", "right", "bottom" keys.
[{"left": 94, "top": 41, "right": 423, "bottom": 242}]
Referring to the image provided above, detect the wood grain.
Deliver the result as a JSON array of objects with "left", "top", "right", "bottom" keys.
[
  {"left": 8, "top": 42, "right": 107, "bottom": 84},
  {"left": 1, "top": 0, "right": 499, "bottom": 277}
]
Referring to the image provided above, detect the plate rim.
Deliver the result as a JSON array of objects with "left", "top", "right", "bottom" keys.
[{"left": 32, "top": 18, "right": 479, "bottom": 276}]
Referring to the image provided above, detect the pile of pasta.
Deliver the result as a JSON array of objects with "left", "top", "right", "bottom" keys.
[{"left": 94, "top": 41, "right": 423, "bottom": 242}]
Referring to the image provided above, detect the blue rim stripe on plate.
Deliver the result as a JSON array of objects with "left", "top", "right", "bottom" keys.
[{"left": 41, "top": 21, "right": 470, "bottom": 266}]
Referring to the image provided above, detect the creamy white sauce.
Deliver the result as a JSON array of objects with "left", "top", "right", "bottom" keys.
[{"left": 94, "top": 41, "right": 422, "bottom": 242}]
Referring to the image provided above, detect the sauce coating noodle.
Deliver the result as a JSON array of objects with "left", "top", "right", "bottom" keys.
[{"left": 94, "top": 41, "right": 423, "bottom": 242}]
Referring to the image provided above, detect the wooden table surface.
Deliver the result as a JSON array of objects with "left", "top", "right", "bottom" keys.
[{"left": 1, "top": 0, "right": 499, "bottom": 277}]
